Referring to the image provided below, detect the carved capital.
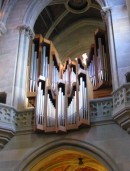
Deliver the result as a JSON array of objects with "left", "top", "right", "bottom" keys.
[
  {"left": 0, "top": 21, "right": 7, "bottom": 36},
  {"left": 100, "top": 7, "right": 111, "bottom": 23},
  {"left": 17, "top": 25, "right": 34, "bottom": 39}
]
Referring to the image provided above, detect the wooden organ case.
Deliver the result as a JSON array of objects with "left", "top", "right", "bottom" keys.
[
  {"left": 27, "top": 35, "right": 90, "bottom": 133},
  {"left": 87, "top": 28, "right": 112, "bottom": 98}
]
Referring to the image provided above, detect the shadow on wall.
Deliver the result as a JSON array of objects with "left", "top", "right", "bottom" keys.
[
  {"left": 125, "top": 72, "right": 130, "bottom": 83},
  {"left": 0, "top": 92, "right": 6, "bottom": 103}
]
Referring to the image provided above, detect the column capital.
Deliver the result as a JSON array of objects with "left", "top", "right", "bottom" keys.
[
  {"left": 17, "top": 25, "right": 34, "bottom": 39},
  {"left": 100, "top": 7, "right": 111, "bottom": 23},
  {"left": 0, "top": 21, "right": 7, "bottom": 36}
]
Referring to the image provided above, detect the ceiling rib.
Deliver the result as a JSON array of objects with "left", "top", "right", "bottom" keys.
[
  {"left": 45, "top": 7, "right": 58, "bottom": 33},
  {"left": 40, "top": 14, "right": 49, "bottom": 29},
  {"left": 45, "top": 9, "right": 69, "bottom": 39}
]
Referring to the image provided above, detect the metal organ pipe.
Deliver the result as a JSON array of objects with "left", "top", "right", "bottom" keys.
[
  {"left": 41, "top": 46, "right": 46, "bottom": 76},
  {"left": 52, "top": 60, "right": 59, "bottom": 89},
  {"left": 52, "top": 61, "right": 55, "bottom": 88},
  {"left": 29, "top": 44, "right": 38, "bottom": 92},
  {"left": 58, "top": 88, "right": 61, "bottom": 126},
  {"left": 98, "top": 38, "right": 103, "bottom": 81},
  {"left": 67, "top": 90, "right": 76, "bottom": 124},
  {"left": 79, "top": 77, "right": 87, "bottom": 120},
  {"left": 71, "top": 67, "right": 76, "bottom": 85},
  {"left": 36, "top": 82, "right": 44, "bottom": 125},
  {"left": 58, "top": 88, "right": 65, "bottom": 126},
  {"left": 32, "top": 51, "right": 38, "bottom": 92},
  {"left": 63, "top": 65, "right": 69, "bottom": 83},
  {"left": 29, "top": 43, "right": 35, "bottom": 92},
  {"left": 88, "top": 58, "right": 96, "bottom": 87},
  {"left": 92, "top": 57, "right": 96, "bottom": 86},
  {"left": 47, "top": 93, "right": 56, "bottom": 127},
  {"left": 41, "top": 45, "right": 50, "bottom": 79}
]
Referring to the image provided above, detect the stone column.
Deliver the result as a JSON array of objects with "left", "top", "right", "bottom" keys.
[
  {"left": 126, "top": 0, "right": 130, "bottom": 23},
  {"left": 13, "top": 25, "right": 34, "bottom": 109},
  {"left": 101, "top": 7, "right": 119, "bottom": 91}
]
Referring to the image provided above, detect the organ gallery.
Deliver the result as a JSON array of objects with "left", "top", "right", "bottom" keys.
[{"left": 27, "top": 28, "right": 111, "bottom": 133}]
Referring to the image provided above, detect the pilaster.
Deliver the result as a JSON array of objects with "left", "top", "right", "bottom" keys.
[
  {"left": 13, "top": 25, "right": 34, "bottom": 109},
  {"left": 101, "top": 7, "right": 119, "bottom": 91}
]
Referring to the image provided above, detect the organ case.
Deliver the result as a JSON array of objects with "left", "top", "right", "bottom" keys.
[
  {"left": 27, "top": 35, "right": 90, "bottom": 133},
  {"left": 87, "top": 28, "right": 112, "bottom": 98}
]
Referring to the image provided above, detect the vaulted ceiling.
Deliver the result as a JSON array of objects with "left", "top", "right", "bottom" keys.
[
  {"left": 34, "top": 0, "right": 104, "bottom": 61},
  {"left": 34, "top": 0, "right": 102, "bottom": 41}
]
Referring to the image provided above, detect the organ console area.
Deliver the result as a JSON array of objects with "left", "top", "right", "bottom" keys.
[
  {"left": 87, "top": 28, "right": 112, "bottom": 98},
  {"left": 27, "top": 35, "right": 89, "bottom": 132}
]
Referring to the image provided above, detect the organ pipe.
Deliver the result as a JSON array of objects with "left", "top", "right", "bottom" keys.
[
  {"left": 78, "top": 76, "right": 87, "bottom": 121},
  {"left": 36, "top": 81, "right": 44, "bottom": 125},
  {"left": 29, "top": 44, "right": 38, "bottom": 92},
  {"left": 28, "top": 35, "right": 89, "bottom": 132}
]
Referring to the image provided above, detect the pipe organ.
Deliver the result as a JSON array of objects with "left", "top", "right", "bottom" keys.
[
  {"left": 87, "top": 45, "right": 97, "bottom": 87},
  {"left": 27, "top": 35, "right": 90, "bottom": 132},
  {"left": 87, "top": 28, "right": 111, "bottom": 91},
  {"left": 67, "top": 85, "right": 77, "bottom": 129},
  {"left": 29, "top": 40, "right": 38, "bottom": 93}
]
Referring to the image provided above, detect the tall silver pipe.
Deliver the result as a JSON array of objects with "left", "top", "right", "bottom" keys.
[
  {"left": 41, "top": 46, "right": 46, "bottom": 76},
  {"left": 47, "top": 94, "right": 49, "bottom": 126},
  {"left": 79, "top": 77, "right": 83, "bottom": 119},
  {"left": 61, "top": 91, "right": 63, "bottom": 125},
  {"left": 36, "top": 82, "right": 40, "bottom": 124},
  {"left": 30, "top": 43, "right": 35, "bottom": 92},
  {"left": 43, "top": 48, "right": 46, "bottom": 77},
  {"left": 74, "top": 91, "right": 76, "bottom": 123},
  {"left": 72, "top": 97, "right": 74, "bottom": 124},
  {"left": 84, "top": 86, "right": 87, "bottom": 119},
  {"left": 58, "top": 88, "right": 61, "bottom": 126},
  {"left": 32, "top": 51, "right": 37, "bottom": 92},
  {"left": 82, "top": 79, "right": 85, "bottom": 119}
]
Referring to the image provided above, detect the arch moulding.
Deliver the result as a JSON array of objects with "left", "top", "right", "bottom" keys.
[
  {"left": 21, "top": 0, "right": 108, "bottom": 30},
  {"left": 16, "top": 139, "right": 119, "bottom": 171}
]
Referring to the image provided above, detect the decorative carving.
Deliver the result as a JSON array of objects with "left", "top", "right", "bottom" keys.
[
  {"left": 17, "top": 25, "right": 34, "bottom": 39},
  {"left": 0, "top": 106, "right": 15, "bottom": 124},
  {"left": 90, "top": 97, "right": 113, "bottom": 122},
  {"left": 0, "top": 104, "right": 34, "bottom": 132},
  {"left": 126, "top": 87, "right": 130, "bottom": 102},
  {"left": 15, "top": 110, "right": 34, "bottom": 128},
  {"left": 112, "top": 84, "right": 130, "bottom": 134},
  {"left": 100, "top": 7, "right": 111, "bottom": 23},
  {"left": 65, "top": 0, "right": 90, "bottom": 14},
  {"left": 113, "top": 88, "right": 125, "bottom": 110}
]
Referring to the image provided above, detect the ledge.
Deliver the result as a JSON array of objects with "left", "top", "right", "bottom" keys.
[
  {"left": 0, "top": 128, "right": 14, "bottom": 150},
  {"left": 90, "top": 97, "right": 113, "bottom": 123},
  {"left": 0, "top": 103, "right": 34, "bottom": 149},
  {"left": 0, "top": 97, "right": 114, "bottom": 149},
  {"left": 112, "top": 84, "right": 130, "bottom": 133}
]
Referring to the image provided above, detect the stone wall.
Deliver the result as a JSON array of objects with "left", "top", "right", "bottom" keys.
[
  {"left": 111, "top": 2, "right": 130, "bottom": 85},
  {"left": 0, "top": 122, "right": 130, "bottom": 171}
]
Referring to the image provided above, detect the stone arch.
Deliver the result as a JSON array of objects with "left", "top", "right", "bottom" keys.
[
  {"left": 16, "top": 139, "right": 119, "bottom": 171},
  {"left": 21, "top": 0, "right": 108, "bottom": 30}
]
